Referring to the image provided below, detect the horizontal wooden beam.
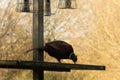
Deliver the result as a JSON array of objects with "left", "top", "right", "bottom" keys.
[
  {"left": 0, "top": 60, "right": 70, "bottom": 72},
  {"left": 0, "top": 60, "right": 105, "bottom": 72}
]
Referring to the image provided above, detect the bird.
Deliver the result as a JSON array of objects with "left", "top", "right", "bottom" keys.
[{"left": 26, "top": 40, "right": 77, "bottom": 64}]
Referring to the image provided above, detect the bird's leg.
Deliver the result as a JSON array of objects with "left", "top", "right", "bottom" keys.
[
  {"left": 74, "top": 61, "right": 76, "bottom": 64},
  {"left": 57, "top": 59, "right": 61, "bottom": 63}
]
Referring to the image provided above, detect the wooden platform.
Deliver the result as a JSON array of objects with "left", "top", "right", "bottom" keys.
[{"left": 0, "top": 60, "right": 105, "bottom": 72}]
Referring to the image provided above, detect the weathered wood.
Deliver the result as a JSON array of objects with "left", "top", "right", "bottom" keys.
[
  {"left": 0, "top": 60, "right": 105, "bottom": 71},
  {"left": 0, "top": 60, "right": 70, "bottom": 72},
  {"left": 33, "top": 0, "right": 44, "bottom": 80}
]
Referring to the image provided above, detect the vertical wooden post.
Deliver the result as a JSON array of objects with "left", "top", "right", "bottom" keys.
[{"left": 33, "top": 0, "right": 44, "bottom": 80}]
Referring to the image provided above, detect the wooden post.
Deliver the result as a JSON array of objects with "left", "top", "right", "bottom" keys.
[{"left": 33, "top": 0, "right": 44, "bottom": 80}]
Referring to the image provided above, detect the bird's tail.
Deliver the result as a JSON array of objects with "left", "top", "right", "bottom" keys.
[{"left": 25, "top": 47, "right": 44, "bottom": 53}]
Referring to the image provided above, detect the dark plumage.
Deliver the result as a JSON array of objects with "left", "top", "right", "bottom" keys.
[{"left": 26, "top": 40, "right": 77, "bottom": 64}]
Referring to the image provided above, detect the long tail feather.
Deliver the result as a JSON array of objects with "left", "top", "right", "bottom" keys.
[{"left": 25, "top": 47, "right": 44, "bottom": 53}]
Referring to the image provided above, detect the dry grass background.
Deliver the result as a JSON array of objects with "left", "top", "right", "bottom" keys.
[
  {"left": 44, "top": 0, "right": 120, "bottom": 80},
  {"left": 0, "top": 0, "right": 120, "bottom": 80}
]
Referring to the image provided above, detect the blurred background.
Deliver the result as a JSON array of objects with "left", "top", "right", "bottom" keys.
[{"left": 0, "top": 0, "right": 120, "bottom": 80}]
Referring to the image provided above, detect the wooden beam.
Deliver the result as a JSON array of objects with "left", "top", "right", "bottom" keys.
[
  {"left": 43, "top": 62, "right": 105, "bottom": 70},
  {"left": 0, "top": 60, "right": 70, "bottom": 72},
  {"left": 0, "top": 60, "right": 105, "bottom": 71}
]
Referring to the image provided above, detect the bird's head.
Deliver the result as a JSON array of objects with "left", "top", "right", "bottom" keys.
[{"left": 69, "top": 52, "right": 78, "bottom": 64}]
